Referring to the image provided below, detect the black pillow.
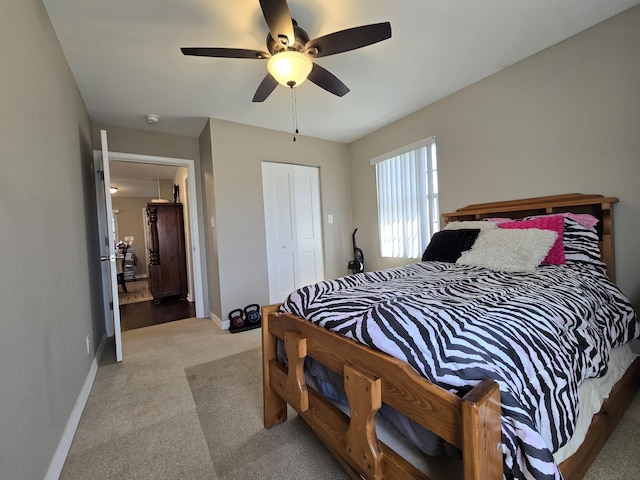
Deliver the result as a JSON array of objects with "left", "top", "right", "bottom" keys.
[{"left": 421, "top": 229, "right": 481, "bottom": 263}]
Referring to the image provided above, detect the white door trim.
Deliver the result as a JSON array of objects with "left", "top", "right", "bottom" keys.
[{"left": 106, "top": 151, "right": 205, "bottom": 319}]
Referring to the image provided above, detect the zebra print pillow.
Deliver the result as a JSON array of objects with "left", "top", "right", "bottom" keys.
[{"left": 562, "top": 217, "right": 607, "bottom": 272}]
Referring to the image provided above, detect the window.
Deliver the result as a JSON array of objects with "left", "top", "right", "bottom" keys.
[{"left": 371, "top": 137, "right": 439, "bottom": 258}]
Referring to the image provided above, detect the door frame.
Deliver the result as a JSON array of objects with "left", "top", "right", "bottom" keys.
[{"left": 106, "top": 151, "right": 206, "bottom": 319}]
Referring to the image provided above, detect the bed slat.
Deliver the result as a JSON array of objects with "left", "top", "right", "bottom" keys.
[
  {"left": 344, "top": 363, "right": 383, "bottom": 478},
  {"left": 262, "top": 304, "right": 288, "bottom": 427},
  {"left": 284, "top": 331, "right": 309, "bottom": 413}
]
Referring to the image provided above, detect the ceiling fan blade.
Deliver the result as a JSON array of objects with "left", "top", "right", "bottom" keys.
[
  {"left": 307, "top": 63, "right": 350, "bottom": 97},
  {"left": 252, "top": 74, "right": 279, "bottom": 102},
  {"left": 181, "top": 47, "right": 269, "bottom": 59},
  {"left": 259, "top": 0, "right": 295, "bottom": 46},
  {"left": 305, "top": 22, "right": 392, "bottom": 58}
]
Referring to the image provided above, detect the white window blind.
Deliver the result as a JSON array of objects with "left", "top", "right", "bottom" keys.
[{"left": 371, "top": 138, "right": 439, "bottom": 258}]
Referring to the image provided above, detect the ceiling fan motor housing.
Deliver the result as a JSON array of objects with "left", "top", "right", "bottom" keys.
[{"left": 267, "top": 20, "right": 310, "bottom": 55}]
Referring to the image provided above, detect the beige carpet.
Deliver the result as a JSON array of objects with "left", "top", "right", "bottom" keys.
[
  {"left": 186, "top": 348, "right": 348, "bottom": 479},
  {"left": 60, "top": 318, "right": 263, "bottom": 480},
  {"left": 118, "top": 279, "right": 153, "bottom": 304}
]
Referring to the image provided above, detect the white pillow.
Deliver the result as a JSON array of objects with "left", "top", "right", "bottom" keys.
[
  {"left": 444, "top": 221, "right": 497, "bottom": 231},
  {"left": 456, "top": 228, "right": 558, "bottom": 272}
]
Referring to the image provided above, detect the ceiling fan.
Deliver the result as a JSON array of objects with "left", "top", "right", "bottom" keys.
[{"left": 181, "top": 0, "right": 392, "bottom": 102}]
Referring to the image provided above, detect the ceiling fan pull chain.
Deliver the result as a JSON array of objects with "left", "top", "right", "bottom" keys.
[{"left": 290, "top": 86, "right": 300, "bottom": 142}]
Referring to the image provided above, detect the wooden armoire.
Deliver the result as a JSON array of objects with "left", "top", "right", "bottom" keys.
[{"left": 146, "top": 202, "right": 188, "bottom": 302}]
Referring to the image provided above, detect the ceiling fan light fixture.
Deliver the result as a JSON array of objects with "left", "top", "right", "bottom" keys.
[
  {"left": 267, "top": 50, "right": 313, "bottom": 87},
  {"left": 181, "top": 1, "right": 392, "bottom": 102}
]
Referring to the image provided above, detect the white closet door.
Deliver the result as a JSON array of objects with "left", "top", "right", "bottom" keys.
[
  {"left": 292, "top": 165, "right": 324, "bottom": 288},
  {"left": 262, "top": 162, "right": 324, "bottom": 304},
  {"left": 263, "top": 162, "right": 297, "bottom": 302}
]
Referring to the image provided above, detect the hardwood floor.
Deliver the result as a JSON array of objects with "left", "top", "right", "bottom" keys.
[{"left": 120, "top": 296, "right": 196, "bottom": 331}]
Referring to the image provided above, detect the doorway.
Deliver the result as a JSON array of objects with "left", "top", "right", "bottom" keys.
[
  {"left": 115, "top": 205, "right": 195, "bottom": 331},
  {"left": 107, "top": 151, "right": 205, "bottom": 330}
]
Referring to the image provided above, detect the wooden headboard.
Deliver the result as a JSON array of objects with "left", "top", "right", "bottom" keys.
[{"left": 442, "top": 193, "right": 618, "bottom": 281}]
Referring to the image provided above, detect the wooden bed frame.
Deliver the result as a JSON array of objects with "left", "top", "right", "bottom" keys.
[{"left": 262, "top": 193, "right": 640, "bottom": 480}]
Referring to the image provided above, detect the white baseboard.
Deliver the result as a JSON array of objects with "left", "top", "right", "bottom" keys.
[
  {"left": 210, "top": 311, "right": 229, "bottom": 331},
  {"left": 44, "top": 334, "right": 107, "bottom": 480}
]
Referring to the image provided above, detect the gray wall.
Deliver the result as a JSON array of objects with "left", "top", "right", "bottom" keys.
[
  {"left": 199, "top": 121, "right": 221, "bottom": 318},
  {"left": 206, "top": 119, "right": 352, "bottom": 320},
  {"left": 0, "top": 1, "right": 102, "bottom": 478},
  {"left": 91, "top": 124, "right": 200, "bottom": 161},
  {"left": 349, "top": 6, "right": 640, "bottom": 308}
]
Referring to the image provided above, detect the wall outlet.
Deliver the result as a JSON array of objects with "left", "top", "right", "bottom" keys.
[{"left": 86, "top": 335, "right": 91, "bottom": 355}]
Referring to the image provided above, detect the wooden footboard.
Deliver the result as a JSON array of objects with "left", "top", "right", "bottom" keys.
[
  {"left": 262, "top": 304, "right": 503, "bottom": 480},
  {"left": 262, "top": 304, "right": 640, "bottom": 480}
]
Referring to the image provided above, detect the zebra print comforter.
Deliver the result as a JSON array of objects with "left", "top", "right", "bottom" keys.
[{"left": 280, "top": 261, "right": 638, "bottom": 479}]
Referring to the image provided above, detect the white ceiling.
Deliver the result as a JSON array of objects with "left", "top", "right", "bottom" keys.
[
  {"left": 44, "top": 0, "right": 639, "bottom": 144},
  {"left": 109, "top": 161, "right": 182, "bottom": 199}
]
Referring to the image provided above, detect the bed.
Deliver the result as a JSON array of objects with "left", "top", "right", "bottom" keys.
[{"left": 261, "top": 193, "right": 640, "bottom": 480}]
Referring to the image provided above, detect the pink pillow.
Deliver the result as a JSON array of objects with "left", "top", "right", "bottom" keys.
[
  {"left": 498, "top": 216, "right": 566, "bottom": 265},
  {"left": 524, "top": 212, "right": 599, "bottom": 230}
]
